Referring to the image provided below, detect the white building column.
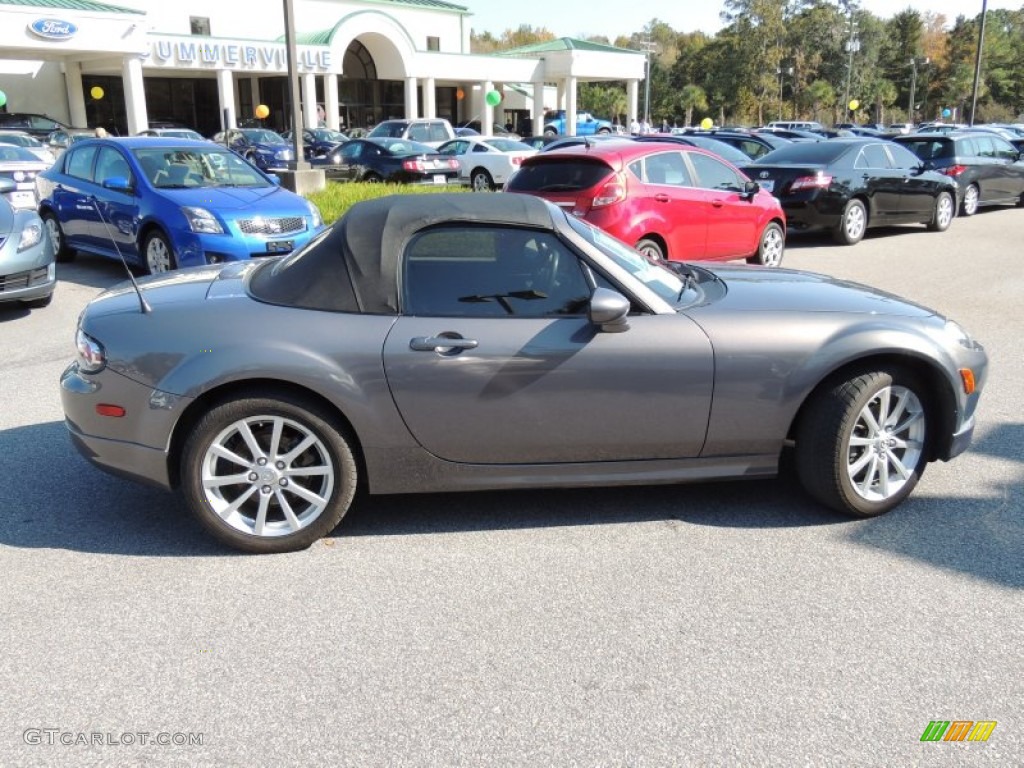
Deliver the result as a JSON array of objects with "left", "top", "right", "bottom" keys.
[
  {"left": 565, "top": 77, "right": 578, "bottom": 136},
  {"left": 404, "top": 77, "right": 419, "bottom": 119},
  {"left": 64, "top": 60, "right": 87, "bottom": 129},
  {"left": 122, "top": 56, "right": 148, "bottom": 135},
  {"left": 324, "top": 74, "right": 339, "bottom": 130},
  {"left": 422, "top": 77, "right": 436, "bottom": 119},
  {"left": 532, "top": 80, "right": 545, "bottom": 136},
  {"left": 216, "top": 69, "right": 235, "bottom": 130},
  {"left": 249, "top": 77, "right": 261, "bottom": 120},
  {"left": 627, "top": 79, "right": 639, "bottom": 128},
  {"left": 302, "top": 72, "right": 317, "bottom": 129},
  {"left": 556, "top": 81, "right": 566, "bottom": 111},
  {"left": 481, "top": 80, "right": 494, "bottom": 136}
]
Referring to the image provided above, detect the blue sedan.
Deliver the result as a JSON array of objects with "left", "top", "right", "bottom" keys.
[{"left": 36, "top": 137, "right": 324, "bottom": 273}]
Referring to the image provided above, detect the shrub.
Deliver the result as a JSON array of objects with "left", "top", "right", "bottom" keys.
[{"left": 308, "top": 182, "right": 471, "bottom": 224}]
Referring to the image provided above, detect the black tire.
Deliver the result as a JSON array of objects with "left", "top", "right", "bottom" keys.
[
  {"left": 24, "top": 293, "right": 53, "bottom": 309},
  {"left": 42, "top": 211, "right": 75, "bottom": 262},
  {"left": 597, "top": 127, "right": 611, "bottom": 135},
  {"left": 363, "top": 173, "right": 383, "bottom": 183},
  {"left": 470, "top": 168, "right": 494, "bottom": 192},
  {"left": 142, "top": 230, "right": 178, "bottom": 274},
  {"left": 831, "top": 199, "right": 867, "bottom": 245},
  {"left": 928, "top": 191, "right": 955, "bottom": 232},
  {"left": 795, "top": 368, "right": 930, "bottom": 518},
  {"left": 543, "top": 127, "right": 558, "bottom": 137},
  {"left": 960, "top": 183, "right": 979, "bottom": 216},
  {"left": 181, "top": 393, "right": 358, "bottom": 554},
  {"left": 634, "top": 237, "right": 664, "bottom": 260},
  {"left": 747, "top": 221, "right": 785, "bottom": 267}
]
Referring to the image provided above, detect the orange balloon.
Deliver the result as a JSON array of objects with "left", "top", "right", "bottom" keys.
[
  {"left": 456, "top": 88, "right": 465, "bottom": 100},
  {"left": 254, "top": 104, "right": 270, "bottom": 119}
]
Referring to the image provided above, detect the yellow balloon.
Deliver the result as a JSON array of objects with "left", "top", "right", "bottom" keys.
[
  {"left": 848, "top": 99, "right": 860, "bottom": 111},
  {"left": 700, "top": 117, "right": 713, "bottom": 130},
  {"left": 90, "top": 86, "right": 104, "bottom": 100},
  {"left": 254, "top": 104, "right": 270, "bottom": 119}
]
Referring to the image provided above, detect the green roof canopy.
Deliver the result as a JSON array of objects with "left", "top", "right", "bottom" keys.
[{"left": 0, "top": 0, "right": 144, "bottom": 13}]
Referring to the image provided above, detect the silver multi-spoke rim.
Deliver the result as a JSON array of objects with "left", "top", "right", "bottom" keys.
[
  {"left": 846, "top": 385, "right": 925, "bottom": 502},
  {"left": 844, "top": 204, "right": 866, "bottom": 240},
  {"left": 146, "top": 237, "right": 172, "bottom": 273},
  {"left": 936, "top": 194, "right": 954, "bottom": 228},
  {"left": 201, "top": 415, "right": 335, "bottom": 538},
  {"left": 761, "top": 227, "right": 784, "bottom": 266},
  {"left": 963, "top": 186, "right": 978, "bottom": 215},
  {"left": 472, "top": 172, "right": 490, "bottom": 192},
  {"left": 45, "top": 217, "right": 61, "bottom": 252}
]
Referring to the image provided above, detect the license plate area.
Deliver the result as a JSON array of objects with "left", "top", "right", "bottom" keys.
[
  {"left": 266, "top": 240, "right": 294, "bottom": 253},
  {"left": 757, "top": 179, "right": 775, "bottom": 193}
]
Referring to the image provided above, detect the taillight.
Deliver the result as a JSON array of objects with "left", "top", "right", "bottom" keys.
[
  {"left": 788, "top": 173, "right": 833, "bottom": 192},
  {"left": 447, "top": 158, "right": 459, "bottom": 170},
  {"left": 591, "top": 180, "right": 627, "bottom": 208},
  {"left": 402, "top": 159, "right": 424, "bottom": 172},
  {"left": 941, "top": 164, "right": 968, "bottom": 178},
  {"left": 511, "top": 156, "right": 523, "bottom": 166}
]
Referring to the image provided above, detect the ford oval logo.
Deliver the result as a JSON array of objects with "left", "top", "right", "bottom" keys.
[{"left": 29, "top": 18, "right": 78, "bottom": 41}]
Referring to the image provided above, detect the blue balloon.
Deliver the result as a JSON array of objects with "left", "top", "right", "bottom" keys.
[{"left": 941, "top": 108, "right": 952, "bottom": 118}]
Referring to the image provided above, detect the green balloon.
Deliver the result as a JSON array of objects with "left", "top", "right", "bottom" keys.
[
  {"left": 485, "top": 90, "right": 501, "bottom": 107},
  {"left": 0, "top": 90, "right": 7, "bottom": 108}
]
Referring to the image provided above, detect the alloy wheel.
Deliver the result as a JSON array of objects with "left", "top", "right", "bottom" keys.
[{"left": 845, "top": 385, "right": 925, "bottom": 502}]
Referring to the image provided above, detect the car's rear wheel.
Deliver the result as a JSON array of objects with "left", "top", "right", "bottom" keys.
[
  {"left": 143, "top": 230, "right": 177, "bottom": 274},
  {"left": 832, "top": 199, "right": 867, "bottom": 245},
  {"left": 635, "top": 237, "right": 664, "bottom": 260},
  {"left": 795, "top": 368, "right": 929, "bottom": 517},
  {"left": 928, "top": 191, "right": 955, "bottom": 232},
  {"left": 961, "top": 184, "right": 980, "bottom": 216},
  {"left": 543, "top": 127, "right": 558, "bottom": 137},
  {"left": 181, "top": 393, "right": 358, "bottom": 553},
  {"left": 42, "top": 211, "right": 75, "bottom": 262},
  {"left": 747, "top": 222, "right": 785, "bottom": 267},
  {"left": 364, "top": 173, "right": 383, "bottom": 183},
  {"left": 471, "top": 168, "right": 494, "bottom": 192}
]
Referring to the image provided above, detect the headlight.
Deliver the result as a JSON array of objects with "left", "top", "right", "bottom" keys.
[
  {"left": 182, "top": 206, "right": 224, "bottom": 234},
  {"left": 308, "top": 201, "right": 323, "bottom": 228},
  {"left": 18, "top": 221, "right": 43, "bottom": 252},
  {"left": 330, "top": 153, "right": 341, "bottom": 164},
  {"left": 76, "top": 328, "right": 106, "bottom": 373},
  {"left": 943, "top": 319, "right": 976, "bottom": 349}
]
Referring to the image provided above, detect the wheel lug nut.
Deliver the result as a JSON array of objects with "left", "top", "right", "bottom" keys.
[
  {"left": 248, "top": 472, "right": 258, "bottom": 482},
  {"left": 280, "top": 478, "right": 288, "bottom": 487},
  {"left": 276, "top": 461, "right": 285, "bottom": 470},
  {"left": 257, "top": 457, "right": 268, "bottom": 466},
  {"left": 261, "top": 485, "right": 272, "bottom": 494}
]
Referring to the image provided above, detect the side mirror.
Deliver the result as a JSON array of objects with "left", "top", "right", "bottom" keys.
[
  {"left": 588, "top": 287, "right": 630, "bottom": 333},
  {"left": 103, "top": 176, "right": 132, "bottom": 193},
  {"left": 742, "top": 180, "right": 760, "bottom": 199}
]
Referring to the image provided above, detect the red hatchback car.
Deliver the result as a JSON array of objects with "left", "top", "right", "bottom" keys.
[{"left": 505, "top": 140, "right": 787, "bottom": 266}]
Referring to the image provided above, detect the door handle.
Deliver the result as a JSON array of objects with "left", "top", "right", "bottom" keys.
[
  {"left": 711, "top": 199, "right": 724, "bottom": 208},
  {"left": 654, "top": 193, "right": 670, "bottom": 203},
  {"left": 410, "top": 335, "right": 479, "bottom": 352}
]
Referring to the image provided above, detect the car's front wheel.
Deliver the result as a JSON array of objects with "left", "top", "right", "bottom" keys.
[
  {"left": 471, "top": 168, "right": 494, "bottom": 192},
  {"left": 832, "top": 199, "right": 867, "bottom": 245},
  {"left": 42, "top": 211, "right": 75, "bottom": 262},
  {"left": 181, "top": 393, "right": 358, "bottom": 553},
  {"left": 795, "top": 368, "right": 929, "bottom": 517},
  {"left": 143, "top": 230, "right": 177, "bottom": 274},
  {"left": 747, "top": 222, "right": 785, "bottom": 267},
  {"left": 928, "top": 191, "right": 955, "bottom": 232},
  {"left": 961, "top": 183, "right": 980, "bottom": 216}
]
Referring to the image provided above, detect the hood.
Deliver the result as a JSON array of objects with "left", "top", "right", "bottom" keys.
[
  {"left": 0, "top": 201, "right": 14, "bottom": 235},
  {"left": 697, "top": 264, "right": 936, "bottom": 318},
  {"left": 156, "top": 184, "right": 293, "bottom": 211}
]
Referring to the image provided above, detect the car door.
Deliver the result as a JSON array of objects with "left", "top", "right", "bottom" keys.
[
  {"left": 630, "top": 151, "right": 709, "bottom": 259},
  {"left": 886, "top": 141, "right": 940, "bottom": 220},
  {"left": 337, "top": 141, "right": 366, "bottom": 181},
  {"left": 987, "top": 136, "right": 1024, "bottom": 201},
  {"left": 382, "top": 225, "right": 714, "bottom": 463},
  {"left": 90, "top": 145, "right": 141, "bottom": 260},
  {"left": 51, "top": 144, "right": 101, "bottom": 250},
  {"left": 853, "top": 143, "right": 905, "bottom": 221},
  {"left": 685, "top": 151, "right": 759, "bottom": 258}
]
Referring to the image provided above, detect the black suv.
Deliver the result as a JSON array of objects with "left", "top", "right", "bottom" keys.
[
  {"left": 893, "top": 131, "right": 1024, "bottom": 215},
  {"left": 0, "top": 112, "right": 70, "bottom": 139}
]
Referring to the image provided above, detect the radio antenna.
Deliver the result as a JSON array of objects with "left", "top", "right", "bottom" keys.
[{"left": 90, "top": 194, "right": 152, "bottom": 314}]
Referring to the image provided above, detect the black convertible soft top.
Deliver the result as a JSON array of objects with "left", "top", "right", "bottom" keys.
[{"left": 249, "top": 193, "right": 562, "bottom": 313}]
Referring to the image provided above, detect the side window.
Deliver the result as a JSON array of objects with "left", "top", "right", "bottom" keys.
[
  {"left": 29, "top": 116, "right": 59, "bottom": 131},
  {"left": 688, "top": 152, "right": 742, "bottom": 191},
  {"left": 428, "top": 123, "right": 451, "bottom": 143},
  {"left": 992, "top": 138, "right": 1017, "bottom": 161},
  {"left": 643, "top": 152, "right": 692, "bottom": 186},
  {"left": 885, "top": 143, "right": 922, "bottom": 170},
  {"left": 407, "top": 123, "right": 430, "bottom": 142},
  {"left": 403, "top": 227, "right": 591, "bottom": 318},
  {"left": 959, "top": 138, "right": 979, "bottom": 158},
  {"left": 974, "top": 136, "right": 997, "bottom": 158},
  {"left": 857, "top": 144, "right": 891, "bottom": 169},
  {"left": 740, "top": 140, "right": 769, "bottom": 159},
  {"left": 341, "top": 142, "right": 362, "bottom": 161},
  {"left": 472, "top": 143, "right": 489, "bottom": 153},
  {"left": 94, "top": 147, "right": 132, "bottom": 184},
  {"left": 66, "top": 146, "right": 98, "bottom": 181}
]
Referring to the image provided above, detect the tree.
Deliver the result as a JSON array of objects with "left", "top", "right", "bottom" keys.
[
  {"left": 802, "top": 79, "right": 836, "bottom": 123},
  {"left": 678, "top": 85, "right": 708, "bottom": 126}
]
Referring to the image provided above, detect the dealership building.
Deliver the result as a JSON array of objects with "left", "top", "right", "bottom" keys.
[{"left": 0, "top": 0, "right": 646, "bottom": 137}]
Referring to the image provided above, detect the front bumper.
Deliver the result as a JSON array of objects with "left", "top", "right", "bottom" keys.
[
  {"left": 1, "top": 232, "right": 55, "bottom": 303},
  {"left": 170, "top": 221, "right": 324, "bottom": 268}
]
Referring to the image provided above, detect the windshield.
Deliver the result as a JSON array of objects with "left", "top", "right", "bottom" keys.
[
  {"left": 0, "top": 145, "right": 42, "bottom": 162},
  {"left": 0, "top": 134, "right": 42, "bottom": 148},
  {"left": 133, "top": 147, "right": 271, "bottom": 188},
  {"left": 566, "top": 215, "right": 690, "bottom": 304},
  {"left": 241, "top": 129, "right": 286, "bottom": 144},
  {"left": 311, "top": 129, "right": 348, "bottom": 143}
]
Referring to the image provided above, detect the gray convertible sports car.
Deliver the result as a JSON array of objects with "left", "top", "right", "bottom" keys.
[{"left": 60, "top": 194, "right": 987, "bottom": 553}]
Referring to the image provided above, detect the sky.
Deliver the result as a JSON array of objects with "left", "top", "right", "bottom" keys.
[{"left": 462, "top": 1, "right": 1021, "bottom": 40}]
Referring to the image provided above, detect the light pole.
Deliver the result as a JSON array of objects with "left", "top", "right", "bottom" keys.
[
  {"left": 908, "top": 57, "right": 928, "bottom": 124},
  {"left": 969, "top": 0, "right": 988, "bottom": 126},
  {"left": 282, "top": 0, "right": 309, "bottom": 171},
  {"left": 638, "top": 34, "right": 656, "bottom": 129},
  {"left": 841, "top": 1, "right": 860, "bottom": 120}
]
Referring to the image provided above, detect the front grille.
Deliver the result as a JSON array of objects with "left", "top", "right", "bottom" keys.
[
  {"left": 237, "top": 217, "right": 306, "bottom": 236},
  {"left": 0, "top": 267, "right": 49, "bottom": 293}
]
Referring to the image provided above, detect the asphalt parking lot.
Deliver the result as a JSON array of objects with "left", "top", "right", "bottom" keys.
[{"left": 1, "top": 209, "right": 1021, "bottom": 766}]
